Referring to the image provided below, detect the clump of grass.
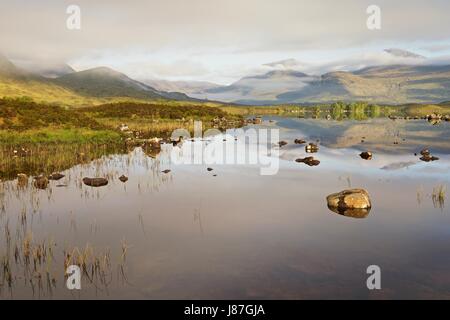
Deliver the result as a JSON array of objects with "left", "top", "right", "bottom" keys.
[
  {"left": 432, "top": 185, "right": 446, "bottom": 210},
  {"left": 64, "top": 244, "right": 113, "bottom": 290},
  {"left": 417, "top": 186, "right": 424, "bottom": 205}
]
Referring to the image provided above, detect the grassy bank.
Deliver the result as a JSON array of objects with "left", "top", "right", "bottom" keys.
[
  {"left": 0, "top": 142, "right": 126, "bottom": 180},
  {"left": 2, "top": 97, "right": 449, "bottom": 145},
  {"left": 83, "top": 101, "right": 244, "bottom": 136},
  {"left": 0, "top": 128, "right": 121, "bottom": 144},
  {"left": 0, "top": 98, "right": 244, "bottom": 144}
]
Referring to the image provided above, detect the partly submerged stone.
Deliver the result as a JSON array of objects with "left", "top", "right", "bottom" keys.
[
  {"left": 48, "top": 173, "right": 65, "bottom": 180},
  {"left": 420, "top": 154, "right": 439, "bottom": 162},
  {"left": 82, "top": 177, "right": 108, "bottom": 187},
  {"left": 305, "top": 143, "right": 319, "bottom": 153},
  {"left": 295, "top": 156, "right": 320, "bottom": 166},
  {"left": 418, "top": 149, "right": 439, "bottom": 162},
  {"left": 33, "top": 176, "right": 49, "bottom": 189},
  {"left": 326, "top": 189, "right": 371, "bottom": 218},
  {"left": 359, "top": 151, "right": 373, "bottom": 160}
]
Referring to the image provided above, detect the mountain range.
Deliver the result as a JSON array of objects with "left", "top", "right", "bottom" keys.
[
  {"left": 187, "top": 64, "right": 450, "bottom": 105},
  {"left": 0, "top": 54, "right": 194, "bottom": 106},
  {"left": 1, "top": 52, "right": 450, "bottom": 106},
  {"left": 141, "top": 79, "right": 221, "bottom": 96}
]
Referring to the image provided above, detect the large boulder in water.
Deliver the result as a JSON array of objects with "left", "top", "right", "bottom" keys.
[
  {"left": 82, "top": 177, "right": 108, "bottom": 187},
  {"left": 326, "top": 189, "right": 371, "bottom": 218}
]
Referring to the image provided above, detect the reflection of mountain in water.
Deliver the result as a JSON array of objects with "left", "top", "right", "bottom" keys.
[{"left": 273, "top": 117, "right": 450, "bottom": 155}]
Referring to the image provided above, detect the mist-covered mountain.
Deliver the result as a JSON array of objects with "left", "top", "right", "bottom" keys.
[
  {"left": 53, "top": 67, "right": 169, "bottom": 100},
  {"left": 190, "top": 70, "right": 319, "bottom": 104},
  {"left": 141, "top": 79, "right": 221, "bottom": 96},
  {"left": 190, "top": 64, "right": 450, "bottom": 105},
  {"left": 12, "top": 60, "right": 75, "bottom": 78},
  {"left": 0, "top": 55, "right": 195, "bottom": 103},
  {"left": 0, "top": 54, "right": 36, "bottom": 79},
  {"left": 2, "top": 52, "right": 450, "bottom": 106}
]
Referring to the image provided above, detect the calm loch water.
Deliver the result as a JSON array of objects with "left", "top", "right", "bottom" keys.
[{"left": 1, "top": 117, "right": 449, "bottom": 299}]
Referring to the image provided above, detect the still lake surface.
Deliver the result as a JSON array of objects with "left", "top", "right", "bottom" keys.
[{"left": 1, "top": 117, "right": 449, "bottom": 299}]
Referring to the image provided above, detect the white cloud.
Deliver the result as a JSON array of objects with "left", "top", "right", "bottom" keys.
[{"left": 0, "top": 0, "right": 449, "bottom": 83}]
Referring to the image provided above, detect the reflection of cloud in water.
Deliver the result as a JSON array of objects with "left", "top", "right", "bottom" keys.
[
  {"left": 381, "top": 161, "right": 418, "bottom": 170},
  {"left": 278, "top": 142, "right": 449, "bottom": 180},
  {"left": 272, "top": 117, "right": 450, "bottom": 155}
]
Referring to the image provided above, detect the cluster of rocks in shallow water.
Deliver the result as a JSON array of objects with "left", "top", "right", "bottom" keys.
[
  {"left": 16, "top": 172, "right": 63, "bottom": 189},
  {"left": 426, "top": 114, "right": 450, "bottom": 122},
  {"left": 388, "top": 114, "right": 450, "bottom": 122},
  {"left": 15, "top": 172, "right": 133, "bottom": 189}
]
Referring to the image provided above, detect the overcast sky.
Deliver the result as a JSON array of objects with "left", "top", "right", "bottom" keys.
[{"left": 1, "top": 0, "right": 450, "bottom": 84}]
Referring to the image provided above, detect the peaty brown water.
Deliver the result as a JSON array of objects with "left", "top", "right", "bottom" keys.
[{"left": 0, "top": 117, "right": 449, "bottom": 299}]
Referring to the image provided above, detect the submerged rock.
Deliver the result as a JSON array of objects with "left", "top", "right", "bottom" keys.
[
  {"left": 48, "top": 173, "right": 65, "bottom": 180},
  {"left": 82, "top": 177, "right": 108, "bottom": 187},
  {"left": 418, "top": 148, "right": 439, "bottom": 162},
  {"left": 278, "top": 141, "right": 288, "bottom": 147},
  {"left": 420, "top": 155, "right": 439, "bottom": 162},
  {"left": 119, "top": 175, "right": 128, "bottom": 183},
  {"left": 33, "top": 176, "right": 49, "bottom": 189},
  {"left": 161, "top": 169, "right": 171, "bottom": 174},
  {"left": 359, "top": 151, "right": 373, "bottom": 160},
  {"left": 305, "top": 143, "right": 319, "bottom": 153},
  {"left": 326, "top": 189, "right": 371, "bottom": 218},
  {"left": 295, "top": 156, "right": 320, "bottom": 166}
]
